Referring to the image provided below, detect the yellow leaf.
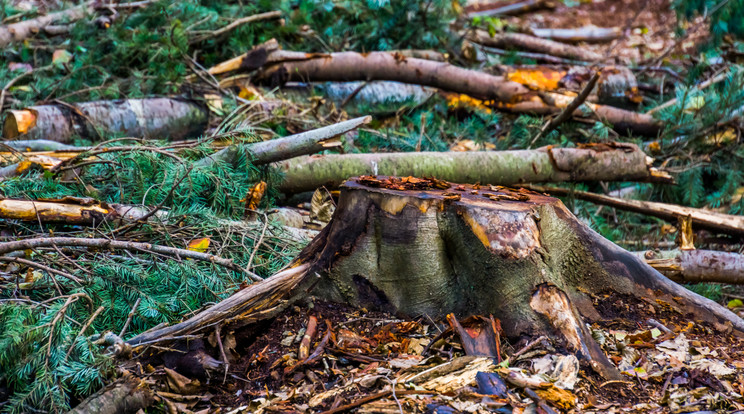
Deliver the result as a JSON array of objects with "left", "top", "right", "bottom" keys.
[
  {"left": 684, "top": 95, "right": 705, "bottom": 111},
  {"left": 728, "top": 299, "right": 743, "bottom": 309},
  {"left": 187, "top": 237, "right": 210, "bottom": 253}
]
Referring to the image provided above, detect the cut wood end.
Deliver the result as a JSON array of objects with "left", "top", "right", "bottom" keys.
[
  {"left": 3, "top": 109, "right": 37, "bottom": 138},
  {"left": 649, "top": 167, "right": 674, "bottom": 183}
]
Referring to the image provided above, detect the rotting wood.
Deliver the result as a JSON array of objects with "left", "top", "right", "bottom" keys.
[
  {"left": 525, "top": 185, "right": 744, "bottom": 237},
  {"left": 3, "top": 98, "right": 209, "bottom": 143},
  {"left": 636, "top": 249, "right": 744, "bottom": 284},
  {"left": 195, "top": 116, "right": 371, "bottom": 168},
  {"left": 468, "top": 30, "right": 603, "bottom": 62},
  {"left": 274, "top": 142, "right": 671, "bottom": 194}
]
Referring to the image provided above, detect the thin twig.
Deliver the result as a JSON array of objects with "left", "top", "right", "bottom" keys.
[
  {"left": 0, "top": 237, "right": 262, "bottom": 281},
  {"left": 119, "top": 298, "right": 142, "bottom": 338},
  {"left": 0, "top": 256, "right": 83, "bottom": 284},
  {"left": 65, "top": 305, "right": 105, "bottom": 361},
  {"left": 189, "top": 10, "right": 281, "bottom": 44}
]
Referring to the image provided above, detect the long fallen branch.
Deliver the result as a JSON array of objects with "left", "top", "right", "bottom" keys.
[
  {"left": 275, "top": 142, "right": 670, "bottom": 193},
  {"left": 249, "top": 49, "right": 659, "bottom": 135},
  {"left": 3, "top": 98, "right": 209, "bottom": 142},
  {"left": 468, "top": 30, "right": 603, "bottom": 61},
  {"left": 195, "top": 116, "right": 371, "bottom": 168},
  {"left": 0, "top": 237, "right": 261, "bottom": 281},
  {"left": 467, "top": 0, "right": 556, "bottom": 17},
  {"left": 527, "top": 185, "right": 744, "bottom": 237},
  {"left": 635, "top": 249, "right": 744, "bottom": 284},
  {"left": 530, "top": 26, "right": 622, "bottom": 43}
]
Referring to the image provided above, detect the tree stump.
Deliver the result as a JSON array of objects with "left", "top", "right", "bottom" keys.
[{"left": 297, "top": 176, "right": 744, "bottom": 379}]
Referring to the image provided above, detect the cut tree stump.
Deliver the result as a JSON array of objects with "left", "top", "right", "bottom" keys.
[
  {"left": 127, "top": 176, "right": 744, "bottom": 382},
  {"left": 296, "top": 177, "right": 744, "bottom": 379}
]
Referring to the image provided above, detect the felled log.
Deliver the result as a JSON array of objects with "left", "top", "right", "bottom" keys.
[
  {"left": 0, "top": 3, "right": 90, "bottom": 47},
  {"left": 527, "top": 185, "right": 744, "bottom": 238},
  {"left": 128, "top": 177, "right": 744, "bottom": 382},
  {"left": 252, "top": 50, "right": 659, "bottom": 135},
  {"left": 195, "top": 116, "right": 370, "bottom": 168},
  {"left": 3, "top": 98, "right": 209, "bottom": 142},
  {"left": 468, "top": 30, "right": 603, "bottom": 62},
  {"left": 637, "top": 249, "right": 744, "bottom": 284},
  {"left": 467, "top": 0, "right": 556, "bottom": 17},
  {"left": 530, "top": 27, "right": 622, "bottom": 43},
  {"left": 0, "top": 197, "right": 156, "bottom": 225},
  {"left": 275, "top": 143, "right": 670, "bottom": 193}
]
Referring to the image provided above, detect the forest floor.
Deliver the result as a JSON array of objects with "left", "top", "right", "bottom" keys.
[{"left": 2, "top": 0, "right": 744, "bottom": 413}]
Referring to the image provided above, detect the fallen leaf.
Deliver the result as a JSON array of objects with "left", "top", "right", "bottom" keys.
[
  {"left": 310, "top": 188, "right": 334, "bottom": 222},
  {"left": 52, "top": 50, "right": 72, "bottom": 66},
  {"left": 187, "top": 238, "right": 210, "bottom": 253}
]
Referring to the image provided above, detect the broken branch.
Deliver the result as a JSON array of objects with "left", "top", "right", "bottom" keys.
[{"left": 526, "top": 185, "right": 744, "bottom": 237}]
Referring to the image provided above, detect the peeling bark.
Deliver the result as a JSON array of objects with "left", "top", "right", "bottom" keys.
[
  {"left": 275, "top": 143, "right": 670, "bottom": 193},
  {"left": 3, "top": 98, "right": 209, "bottom": 142},
  {"left": 127, "top": 264, "right": 310, "bottom": 347}
]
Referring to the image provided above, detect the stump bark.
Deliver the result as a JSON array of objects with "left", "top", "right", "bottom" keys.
[{"left": 296, "top": 177, "right": 744, "bottom": 378}]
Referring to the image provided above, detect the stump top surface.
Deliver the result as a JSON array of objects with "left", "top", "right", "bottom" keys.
[{"left": 342, "top": 176, "right": 559, "bottom": 211}]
